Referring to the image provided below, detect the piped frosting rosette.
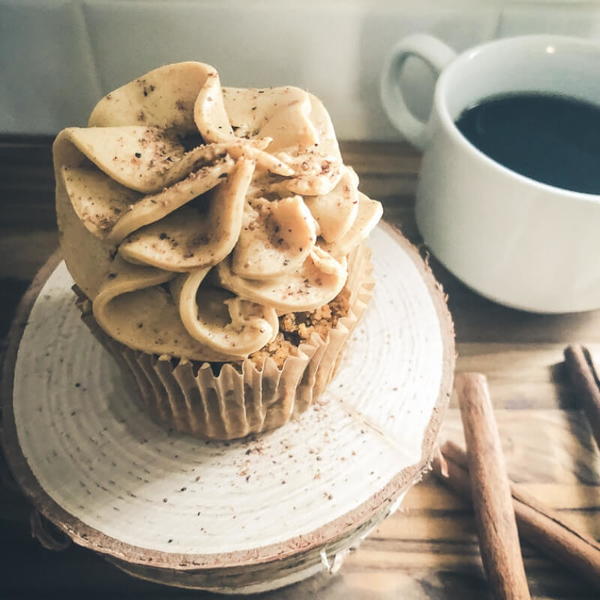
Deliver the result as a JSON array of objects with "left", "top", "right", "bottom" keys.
[{"left": 55, "top": 62, "right": 381, "bottom": 439}]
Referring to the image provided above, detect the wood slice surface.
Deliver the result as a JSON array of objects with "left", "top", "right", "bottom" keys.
[{"left": 1, "top": 221, "right": 454, "bottom": 593}]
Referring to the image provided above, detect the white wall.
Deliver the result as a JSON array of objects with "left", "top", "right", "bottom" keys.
[{"left": 2, "top": 0, "right": 600, "bottom": 140}]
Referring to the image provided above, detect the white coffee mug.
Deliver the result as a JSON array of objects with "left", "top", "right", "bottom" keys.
[{"left": 381, "top": 34, "right": 600, "bottom": 313}]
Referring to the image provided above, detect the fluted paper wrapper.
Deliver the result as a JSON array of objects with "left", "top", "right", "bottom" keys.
[{"left": 77, "top": 245, "right": 373, "bottom": 440}]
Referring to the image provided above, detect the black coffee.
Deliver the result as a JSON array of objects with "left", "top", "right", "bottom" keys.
[{"left": 455, "top": 93, "right": 600, "bottom": 194}]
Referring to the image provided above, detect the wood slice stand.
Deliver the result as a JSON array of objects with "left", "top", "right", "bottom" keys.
[{"left": 1, "top": 222, "right": 454, "bottom": 594}]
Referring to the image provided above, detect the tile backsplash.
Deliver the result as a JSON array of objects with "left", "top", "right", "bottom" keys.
[{"left": 2, "top": 0, "right": 600, "bottom": 140}]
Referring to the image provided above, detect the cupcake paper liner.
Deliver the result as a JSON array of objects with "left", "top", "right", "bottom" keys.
[{"left": 77, "top": 245, "right": 374, "bottom": 440}]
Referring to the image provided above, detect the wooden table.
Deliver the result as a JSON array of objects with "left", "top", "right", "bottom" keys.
[{"left": 1, "top": 137, "right": 598, "bottom": 599}]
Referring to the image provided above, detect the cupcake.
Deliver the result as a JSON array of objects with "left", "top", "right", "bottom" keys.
[{"left": 54, "top": 62, "right": 382, "bottom": 440}]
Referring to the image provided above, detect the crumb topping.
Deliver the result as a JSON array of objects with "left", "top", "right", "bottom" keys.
[{"left": 249, "top": 288, "right": 350, "bottom": 368}]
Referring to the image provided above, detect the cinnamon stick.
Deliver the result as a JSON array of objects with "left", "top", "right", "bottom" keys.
[
  {"left": 455, "top": 372, "right": 531, "bottom": 600},
  {"left": 436, "top": 440, "right": 600, "bottom": 589},
  {"left": 564, "top": 345, "right": 600, "bottom": 450}
]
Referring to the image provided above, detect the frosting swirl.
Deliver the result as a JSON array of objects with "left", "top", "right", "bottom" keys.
[{"left": 54, "top": 62, "right": 382, "bottom": 361}]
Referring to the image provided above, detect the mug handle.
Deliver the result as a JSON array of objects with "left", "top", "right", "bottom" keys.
[{"left": 380, "top": 34, "right": 457, "bottom": 150}]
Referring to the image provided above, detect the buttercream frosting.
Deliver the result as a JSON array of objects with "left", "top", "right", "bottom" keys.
[{"left": 54, "top": 62, "right": 382, "bottom": 361}]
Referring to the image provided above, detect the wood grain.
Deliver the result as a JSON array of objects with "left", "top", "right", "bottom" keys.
[
  {"left": 1, "top": 224, "right": 453, "bottom": 592},
  {"left": 436, "top": 441, "right": 600, "bottom": 588},
  {"left": 1, "top": 137, "right": 599, "bottom": 599}
]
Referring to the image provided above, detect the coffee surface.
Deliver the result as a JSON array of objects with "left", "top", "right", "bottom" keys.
[{"left": 456, "top": 93, "right": 600, "bottom": 194}]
